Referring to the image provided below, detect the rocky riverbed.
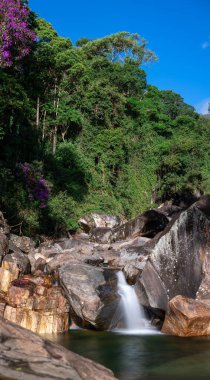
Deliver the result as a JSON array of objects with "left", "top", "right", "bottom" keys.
[{"left": 1, "top": 196, "right": 210, "bottom": 378}]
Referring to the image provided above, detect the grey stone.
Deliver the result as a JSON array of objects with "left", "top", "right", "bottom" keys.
[
  {"left": 59, "top": 263, "right": 119, "bottom": 330},
  {"left": 0, "top": 317, "right": 118, "bottom": 380},
  {"left": 111, "top": 209, "right": 169, "bottom": 241}
]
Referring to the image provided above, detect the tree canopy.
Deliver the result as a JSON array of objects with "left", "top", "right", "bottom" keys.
[{"left": 1, "top": 5, "right": 210, "bottom": 236}]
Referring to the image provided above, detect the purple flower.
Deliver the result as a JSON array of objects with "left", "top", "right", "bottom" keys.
[
  {"left": 3, "top": 50, "right": 10, "bottom": 58},
  {"left": 17, "top": 163, "right": 50, "bottom": 208},
  {"left": 0, "top": 0, "right": 37, "bottom": 67}
]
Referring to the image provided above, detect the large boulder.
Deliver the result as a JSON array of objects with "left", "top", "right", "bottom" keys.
[
  {"left": 111, "top": 209, "right": 169, "bottom": 241},
  {"left": 0, "top": 250, "right": 30, "bottom": 293},
  {"left": 162, "top": 295, "right": 210, "bottom": 336},
  {"left": 10, "top": 233, "right": 35, "bottom": 254},
  {"left": 0, "top": 317, "right": 118, "bottom": 380},
  {"left": 135, "top": 261, "right": 168, "bottom": 311},
  {"left": 0, "top": 260, "right": 19, "bottom": 293},
  {"left": 79, "top": 213, "right": 123, "bottom": 233},
  {"left": 3, "top": 275, "right": 70, "bottom": 334},
  {"left": 3, "top": 250, "right": 31, "bottom": 275},
  {"left": 59, "top": 263, "right": 119, "bottom": 330},
  {"left": 90, "top": 227, "right": 112, "bottom": 244},
  {"left": 135, "top": 196, "right": 210, "bottom": 314}
]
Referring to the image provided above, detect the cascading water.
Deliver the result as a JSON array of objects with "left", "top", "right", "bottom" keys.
[{"left": 113, "top": 271, "right": 157, "bottom": 334}]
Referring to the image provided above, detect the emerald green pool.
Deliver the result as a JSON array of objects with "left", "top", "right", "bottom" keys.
[{"left": 48, "top": 330, "right": 210, "bottom": 380}]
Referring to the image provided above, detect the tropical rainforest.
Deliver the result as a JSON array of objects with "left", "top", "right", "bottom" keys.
[{"left": 1, "top": 1, "right": 210, "bottom": 237}]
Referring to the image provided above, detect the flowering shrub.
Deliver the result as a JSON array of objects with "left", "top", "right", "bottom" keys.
[
  {"left": 17, "top": 163, "right": 49, "bottom": 208},
  {"left": 0, "top": 0, "right": 36, "bottom": 66}
]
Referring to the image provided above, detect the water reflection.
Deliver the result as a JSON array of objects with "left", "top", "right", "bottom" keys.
[{"left": 45, "top": 331, "right": 210, "bottom": 380}]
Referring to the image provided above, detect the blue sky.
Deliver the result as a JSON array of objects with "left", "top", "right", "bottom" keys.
[{"left": 29, "top": 0, "right": 210, "bottom": 114}]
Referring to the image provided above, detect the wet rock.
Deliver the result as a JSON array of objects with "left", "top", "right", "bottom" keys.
[
  {"left": 162, "top": 295, "right": 210, "bottom": 336},
  {"left": 59, "top": 263, "right": 119, "bottom": 330},
  {"left": 79, "top": 213, "right": 123, "bottom": 233},
  {"left": 0, "top": 317, "right": 118, "bottom": 380},
  {"left": 111, "top": 209, "right": 169, "bottom": 241},
  {"left": 10, "top": 233, "right": 35, "bottom": 254}
]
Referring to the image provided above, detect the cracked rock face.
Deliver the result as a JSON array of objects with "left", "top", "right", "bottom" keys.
[
  {"left": 135, "top": 196, "right": 210, "bottom": 314},
  {"left": 2, "top": 275, "right": 70, "bottom": 334},
  {"left": 0, "top": 317, "right": 118, "bottom": 380}
]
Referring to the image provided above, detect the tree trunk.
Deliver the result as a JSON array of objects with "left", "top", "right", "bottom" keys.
[
  {"left": 52, "top": 125, "right": 58, "bottom": 155},
  {"left": 42, "top": 109, "right": 46, "bottom": 141},
  {"left": 36, "top": 96, "right": 40, "bottom": 129}
]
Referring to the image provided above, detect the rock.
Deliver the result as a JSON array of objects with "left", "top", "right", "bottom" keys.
[
  {"left": 34, "top": 256, "right": 47, "bottom": 272},
  {"left": 7, "top": 284, "right": 34, "bottom": 308},
  {"left": 0, "top": 296, "right": 6, "bottom": 317},
  {"left": 3, "top": 250, "right": 31, "bottom": 275},
  {"left": 162, "top": 295, "right": 210, "bottom": 336},
  {"left": 59, "top": 263, "right": 119, "bottom": 330},
  {"left": 0, "top": 267, "right": 19, "bottom": 293},
  {"left": 90, "top": 227, "right": 112, "bottom": 243},
  {"left": 84, "top": 255, "right": 105, "bottom": 266},
  {"left": 0, "top": 317, "right": 118, "bottom": 380},
  {"left": 136, "top": 197, "right": 210, "bottom": 313},
  {"left": 8, "top": 240, "right": 23, "bottom": 254},
  {"left": 118, "top": 244, "right": 149, "bottom": 284},
  {"left": 0, "top": 211, "right": 10, "bottom": 235},
  {"left": 3, "top": 275, "right": 70, "bottom": 334},
  {"left": 4, "top": 306, "right": 69, "bottom": 334},
  {"left": 79, "top": 213, "right": 123, "bottom": 233},
  {"left": 157, "top": 201, "right": 182, "bottom": 218},
  {"left": 33, "top": 286, "right": 69, "bottom": 313},
  {"left": 53, "top": 238, "right": 92, "bottom": 251},
  {"left": 0, "top": 232, "right": 9, "bottom": 264},
  {"left": 10, "top": 233, "right": 35, "bottom": 254},
  {"left": 111, "top": 209, "right": 169, "bottom": 241},
  {"left": 135, "top": 261, "right": 168, "bottom": 311},
  {"left": 46, "top": 251, "right": 81, "bottom": 273}
]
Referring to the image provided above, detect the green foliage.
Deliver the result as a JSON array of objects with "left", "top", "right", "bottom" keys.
[
  {"left": 47, "top": 192, "right": 78, "bottom": 234},
  {"left": 1, "top": 10, "right": 210, "bottom": 236}
]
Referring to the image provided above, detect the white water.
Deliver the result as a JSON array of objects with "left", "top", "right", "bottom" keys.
[{"left": 114, "top": 271, "right": 158, "bottom": 335}]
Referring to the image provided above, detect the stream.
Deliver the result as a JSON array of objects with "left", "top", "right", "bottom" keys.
[{"left": 46, "top": 330, "right": 210, "bottom": 380}]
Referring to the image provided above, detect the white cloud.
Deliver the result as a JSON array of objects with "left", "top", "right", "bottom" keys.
[
  {"left": 195, "top": 99, "right": 210, "bottom": 114},
  {"left": 201, "top": 41, "right": 210, "bottom": 49}
]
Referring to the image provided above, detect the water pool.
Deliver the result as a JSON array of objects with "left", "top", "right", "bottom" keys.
[{"left": 46, "top": 330, "right": 210, "bottom": 380}]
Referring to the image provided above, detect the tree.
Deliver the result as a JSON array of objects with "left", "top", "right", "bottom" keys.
[
  {"left": 0, "top": 0, "right": 36, "bottom": 66},
  {"left": 81, "top": 32, "right": 156, "bottom": 65}
]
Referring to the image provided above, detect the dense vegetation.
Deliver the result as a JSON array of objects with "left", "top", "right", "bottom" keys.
[{"left": 1, "top": 3, "right": 210, "bottom": 237}]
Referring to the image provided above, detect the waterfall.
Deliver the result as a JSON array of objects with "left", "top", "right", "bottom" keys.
[{"left": 114, "top": 271, "right": 156, "bottom": 334}]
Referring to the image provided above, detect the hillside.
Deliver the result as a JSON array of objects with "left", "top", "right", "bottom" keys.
[{"left": 1, "top": 9, "right": 210, "bottom": 237}]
